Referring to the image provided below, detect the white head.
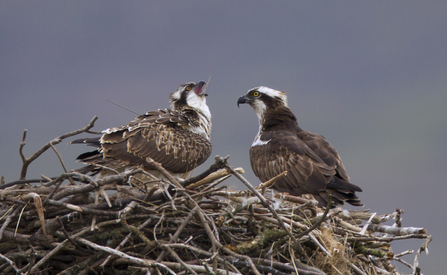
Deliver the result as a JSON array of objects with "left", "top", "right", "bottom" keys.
[
  {"left": 170, "top": 81, "right": 211, "bottom": 119},
  {"left": 237, "top": 86, "right": 288, "bottom": 122},
  {"left": 170, "top": 81, "right": 212, "bottom": 139}
]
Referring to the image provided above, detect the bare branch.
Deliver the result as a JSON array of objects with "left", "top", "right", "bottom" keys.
[
  {"left": 3, "top": 127, "right": 432, "bottom": 274},
  {"left": 19, "top": 116, "right": 98, "bottom": 180},
  {"left": 224, "top": 163, "right": 304, "bottom": 254}
]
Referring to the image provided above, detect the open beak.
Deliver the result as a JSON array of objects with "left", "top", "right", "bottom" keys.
[{"left": 194, "top": 81, "right": 208, "bottom": 96}]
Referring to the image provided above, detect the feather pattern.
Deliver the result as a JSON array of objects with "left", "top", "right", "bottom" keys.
[
  {"left": 72, "top": 81, "right": 212, "bottom": 177},
  {"left": 239, "top": 86, "right": 363, "bottom": 207}
]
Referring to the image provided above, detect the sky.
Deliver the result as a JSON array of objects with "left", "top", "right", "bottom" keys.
[{"left": 1, "top": 1, "right": 446, "bottom": 273}]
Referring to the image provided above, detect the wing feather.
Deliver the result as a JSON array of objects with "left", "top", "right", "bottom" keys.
[
  {"left": 250, "top": 128, "right": 360, "bottom": 206},
  {"left": 81, "top": 108, "right": 211, "bottom": 174}
]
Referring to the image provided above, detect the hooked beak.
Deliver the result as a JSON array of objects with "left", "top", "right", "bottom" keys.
[
  {"left": 194, "top": 81, "right": 208, "bottom": 96},
  {"left": 237, "top": 95, "right": 249, "bottom": 108}
]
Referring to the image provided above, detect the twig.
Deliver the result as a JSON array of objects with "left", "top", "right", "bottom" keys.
[
  {"left": 164, "top": 245, "right": 198, "bottom": 275},
  {"left": 394, "top": 257, "right": 413, "bottom": 269},
  {"left": 0, "top": 253, "right": 23, "bottom": 274},
  {"left": 359, "top": 212, "right": 376, "bottom": 235},
  {"left": 186, "top": 167, "right": 244, "bottom": 190},
  {"left": 367, "top": 224, "right": 426, "bottom": 235},
  {"left": 412, "top": 234, "right": 432, "bottom": 275},
  {"left": 155, "top": 206, "right": 198, "bottom": 263},
  {"left": 19, "top": 116, "right": 98, "bottom": 180},
  {"left": 0, "top": 178, "right": 51, "bottom": 189},
  {"left": 78, "top": 238, "right": 239, "bottom": 275},
  {"left": 49, "top": 143, "right": 76, "bottom": 186},
  {"left": 100, "top": 216, "right": 153, "bottom": 268},
  {"left": 296, "top": 195, "right": 332, "bottom": 238},
  {"left": 27, "top": 220, "right": 117, "bottom": 274},
  {"left": 3, "top": 128, "right": 434, "bottom": 275},
  {"left": 256, "top": 170, "right": 287, "bottom": 193},
  {"left": 195, "top": 208, "right": 262, "bottom": 275},
  {"left": 348, "top": 262, "right": 367, "bottom": 275},
  {"left": 225, "top": 163, "right": 304, "bottom": 254},
  {"left": 181, "top": 155, "right": 230, "bottom": 187},
  {"left": 0, "top": 206, "right": 19, "bottom": 241}
]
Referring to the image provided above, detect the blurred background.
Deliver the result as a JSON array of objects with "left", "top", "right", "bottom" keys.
[{"left": 1, "top": 1, "right": 446, "bottom": 273}]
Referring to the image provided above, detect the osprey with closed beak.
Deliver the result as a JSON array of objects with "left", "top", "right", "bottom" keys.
[
  {"left": 237, "top": 86, "right": 363, "bottom": 207},
  {"left": 72, "top": 81, "right": 212, "bottom": 180}
]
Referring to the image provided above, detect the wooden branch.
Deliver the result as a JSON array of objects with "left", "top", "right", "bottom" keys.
[
  {"left": 181, "top": 155, "right": 230, "bottom": 186},
  {"left": 0, "top": 253, "right": 22, "bottom": 274},
  {"left": 367, "top": 224, "right": 427, "bottom": 235},
  {"left": 295, "top": 195, "right": 332, "bottom": 239},
  {"left": 2, "top": 130, "right": 434, "bottom": 275},
  {"left": 155, "top": 206, "right": 198, "bottom": 263},
  {"left": 100, "top": 216, "right": 153, "bottom": 268},
  {"left": 412, "top": 234, "right": 432, "bottom": 275},
  {"left": 19, "top": 116, "right": 98, "bottom": 180},
  {"left": 224, "top": 163, "right": 304, "bottom": 254},
  {"left": 186, "top": 167, "right": 244, "bottom": 190},
  {"left": 49, "top": 143, "right": 76, "bottom": 186},
  {"left": 77, "top": 238, "right": 240, "bottom": 275},
  {"left": 0, "top": 206, "right": 19, "bottom": 242},
  {"left": 256, "top": 170, "right": 287, "bottom": 193}
]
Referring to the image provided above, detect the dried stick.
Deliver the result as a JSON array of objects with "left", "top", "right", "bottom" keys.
[
  {"left": 195, "top": 209, "right": 262, "bottom": 275},
  {"left": 394, "top": 257, "right": 413, "bottom": 269},
  {"left": 412, "top": 234, "right": 432, "bottom": 275},
  {"left": 145, "top": 157, "right": 183, "bottom": 189},
  {"left": 163, "top": 245, "right": 198, "bottom": 275},
  {"left": 346, "top": 234, "right": 428, "bottom": 243},
  {"left": 225, "top": 163, "right": 304, "bottom": 254},
  {"left": 348, "top": 262, "right": 367, "bottom": 275},
  {"left": 254, "top": 214, "right": 307, "bottom": 230},
  {"left": 296, "top": 195, "right": 332, "bottom": 238},
  {"left": 19, "top": 116, "right": 98, "bottom": 180},
  {"left": 45, "top": 199, "right": 119, "bottom": 216},
  {"left": 144, "top": 157, "right": 208, "bottom": 216},
  {"left": 249, "top": 257, "right": 325, "bottom": 275},
  {"left": 181, "top": 155, "right": 230, "bottom": 186},
  {"left": 78, "top": 238, "right": 239, "bottom": 275},
  {"left": 50, "top": 169, "right": 143, "bottom": 200},
  {"left": 367, "top": 224, "right": 426, "bottom": 235},
  {"left": 0, "top": 178, "right": 51, "bottom": 190},
  {"left": 100, "top": 216, "right": 153, "bottom": 268},
  {"left": 28, "top": 219, "right": 121, "bottom": 273},
  {"left": 256, "top": 170, "right": 287, "bottom": 193},
  {"left": 186, "top": 167, "right": 244, "bottom": 190},
  {"left": 0, "top": 206, "right": 19, "bottom": 242},
  {"left": 155, "top": 206, "right": 198, "bottom": 263},
  {"left": 49, "top": 143, "right": 75, "bottom": 186},
  {"left": 77, "top": 237, "right": 153, "bottom": 267},
  {"left": 0, "top": 253, "right": 23, "bottom": 274}
]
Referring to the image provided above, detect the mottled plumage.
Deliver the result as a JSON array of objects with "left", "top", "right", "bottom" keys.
[
  {"left": 238, "top": 86, "right": 362, "bottom": 207},
  {"left": 72, "top": 81, "right": 212, "bottom": 179}
]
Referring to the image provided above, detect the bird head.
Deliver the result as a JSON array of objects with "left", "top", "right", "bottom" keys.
[
  {"left": 237, "top": 86, "right": 288, "bottom": 120},
  {"left": 170, "top": 81, "right": 210, "bottom": 118}
]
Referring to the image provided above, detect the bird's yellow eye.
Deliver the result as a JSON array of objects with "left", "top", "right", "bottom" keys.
[
  {"left": 253, "top": 91, "right": 260, "bottom": 97},
  {"left": 186, "top": 86, "right": 192, "bottom": 91}
]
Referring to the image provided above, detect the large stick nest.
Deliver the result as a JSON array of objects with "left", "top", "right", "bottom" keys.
[{"left": 0, "top": 117, "right": 431, "bottom": 275}]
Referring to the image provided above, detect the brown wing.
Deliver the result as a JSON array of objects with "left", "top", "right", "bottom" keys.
[
  {"left": 100, "top": 109, "right": 211, "bottom": 174},
  {"left": 298, "top": 131, "right": 348, "bottom": 180},
  {"left": 250, "top": 130, "right": 328, "bottom": 195},
  {"left": 250, "top": 129, "right": 362, "bottom": 207}
]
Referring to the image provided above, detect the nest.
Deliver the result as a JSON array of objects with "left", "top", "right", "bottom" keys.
[{"left": 0, "top": 117, "right": 432, "bottom": 275}]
